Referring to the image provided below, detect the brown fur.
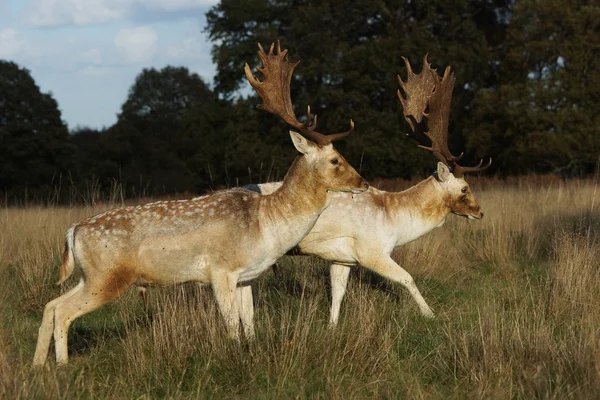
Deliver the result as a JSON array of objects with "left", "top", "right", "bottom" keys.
[
  {"left": 100, "top": 264, "right": 138, "bottom": 303},
  {"left": 381, "top": 177, "right": 453, "bottom": 222},
  {"left": 421, "top": 193, "right": 452, "bottom": 221}
]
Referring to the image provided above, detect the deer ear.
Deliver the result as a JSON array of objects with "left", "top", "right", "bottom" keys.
[
  {"left": 289, "top": 131, "right": 317, "bottom": 155},
  {"left": 436, "top": 162, "right": 452, "bottom": 182}
]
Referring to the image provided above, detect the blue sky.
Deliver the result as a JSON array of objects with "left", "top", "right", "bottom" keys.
[{"left": 0, "top": 0, "right": 219, "bottom": 129}]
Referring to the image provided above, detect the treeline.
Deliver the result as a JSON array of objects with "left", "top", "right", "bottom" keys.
[{"left": 1, "top": 0, "right": 599, "bottom": 203}]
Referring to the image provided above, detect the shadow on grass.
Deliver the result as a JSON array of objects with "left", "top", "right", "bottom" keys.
[
  {"left": 68, "top": 323, "right": 128, "bottom": 356},
  {"left": 270, "top": 259, "right": 402, "bottom": 303},
  {"left": 269, "top": 262, "right": 325, "bottom": 300}
]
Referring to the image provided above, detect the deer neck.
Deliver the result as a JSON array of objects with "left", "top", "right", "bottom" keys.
[
  {"left": 258, "top": 155, "right": 329, "bottom": 247},
  {"left": 387, "top": 176, "right": 451, "bottom": 241},
  {"left": 273, "top": 155, "right": 328, "bottom": 213}
]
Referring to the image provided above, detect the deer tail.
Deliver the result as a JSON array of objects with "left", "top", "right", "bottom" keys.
[{"left": 56, "top": 225, "right": 76, "bottom": 285}]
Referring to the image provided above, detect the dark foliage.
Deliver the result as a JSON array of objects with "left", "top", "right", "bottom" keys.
[
  {"left": 71, "top": 67, "right": 230, "bottom": 199},
  {"left": 0, "top": 61, "right": 73, "bottom": 202},
  {"left": 2, "top": 0, "right": 599, "bottom": 203},
  {"left": 206, "top": 0, "right": 513, "bottom": 179}
]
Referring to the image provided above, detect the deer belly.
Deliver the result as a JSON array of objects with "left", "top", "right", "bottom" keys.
[
  {"left": 238, "top": 257, "right": 278, "bottom": 282},
  {"left": 137, "top": 243, "right": 211, "bottom": 285},
  {"left": 299, "top": 237, "right": 356, "bottom": 263}
]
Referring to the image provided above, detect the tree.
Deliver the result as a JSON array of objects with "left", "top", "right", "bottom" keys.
[
  {"left": 466, "top": 0, "right": 600, "bottom": 176},
  {"left": 98, "top": 66, "right": 226, "bottom": 195},
  {"left": 0, "top": 61, "right": 73, "bottom": 201},
  {"left": 206, "top": 0, "right": 512, "bottom": 179}
]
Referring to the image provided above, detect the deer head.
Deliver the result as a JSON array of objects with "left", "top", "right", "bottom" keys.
[
  {"left": 398, "top": 56, "right": 491, "bottom": 219},
  {"left": 245, "top": 42, "right": 368, "bottom": 194}
]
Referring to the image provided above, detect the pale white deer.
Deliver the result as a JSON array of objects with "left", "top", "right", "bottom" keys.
[
  {"left": 236, "top": 56, "right": 491, "bottom": 325},
  {"left": 32, "top": 42, "right": 368, "bottom": 366}
]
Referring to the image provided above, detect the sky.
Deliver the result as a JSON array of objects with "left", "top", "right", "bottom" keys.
[{"left": 0, "top": 0, "right": 220, "bottom": 130}]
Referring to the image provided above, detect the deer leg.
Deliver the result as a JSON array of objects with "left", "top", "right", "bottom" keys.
[
  {"left": 361, "top": 256, "right": 434, "bottom": 318},
  {"left": 52, "top": 271, "right": 134, "bottom": 365},
  {"left": 137, "top": 286, "right": 149, "bottom": 311},
  {"left": 211, "top": 270, "right": 240, "bottom": 340},
  {"left": 329, "top": 263, "right": 351, "bottom": 326},
  {"left": 236, "top": 284, "right": 254, "bottom": 339},
  {"left": 33, "top": 280, "right": 84, "bottom": 366}
]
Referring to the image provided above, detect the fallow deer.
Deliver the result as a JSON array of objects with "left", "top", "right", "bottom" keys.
[
  {"left": 238, "top": 56, "right": 491, "bottom": 325},
  {"left": 32, "top": 42, "right": 368, "bottom": 366}
]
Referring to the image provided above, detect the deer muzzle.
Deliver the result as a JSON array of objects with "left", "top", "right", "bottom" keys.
[
  {"left": 467, "top": 210, "right": 484, "bottom": 220},
  {"left": 350, "top": 179, "right": 369, "bottom": 194}
]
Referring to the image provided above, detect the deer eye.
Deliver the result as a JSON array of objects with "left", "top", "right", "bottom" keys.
[
  {"left": 330, "top": 158, "right": 339, "bottom": 165},
  {"left": 461, "top": 187, "right": 468, "bottom": 194}
]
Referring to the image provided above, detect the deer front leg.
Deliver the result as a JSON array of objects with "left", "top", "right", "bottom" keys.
[
  {"left": 211, "top": 270, "right": 241, "bottom": 340},
  {"left": 360, "top": 255, "right": 434, "bottom": 318},
  {"left": 137, "top": 286, "right": 149, "bottom": 311},
  {"left": 236, "top": 285, "right": 254, "bottom": 339},
  {"left": 329, "top": 263, "right": 351, "bottom": 326}
]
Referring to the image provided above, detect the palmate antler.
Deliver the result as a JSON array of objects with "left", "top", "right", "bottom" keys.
[
  {"left": 397, "top": 55, "right": 435, "bottom": 131},
  {"left": 397, "top": 56, "right": 491, "bottom": 177},
  {"left": 244, "top": 41, "right": 354, "bottom": 146}
]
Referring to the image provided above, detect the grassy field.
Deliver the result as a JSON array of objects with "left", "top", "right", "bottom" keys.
[{"left": 1, "top": 177, "right": 600, "bottom": 398}]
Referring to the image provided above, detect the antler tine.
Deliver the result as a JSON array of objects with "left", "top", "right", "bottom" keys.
[
  {"left": 306, "top": 105, "right": 317, "bottom": 130},
  {"left": 453, "top": 158, "right": 492, "bottom": 178},
  {"left": 324, "top": 119, "right": 355, "bottom": 142},
  {"left": 245, "top": 40, "right": 353, "bottom": 146}
]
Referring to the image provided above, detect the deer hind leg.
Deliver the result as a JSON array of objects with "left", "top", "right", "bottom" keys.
[
  {"left": 33, "top": 280, "right": 84, "bottom": 366},
  {"left": 329, "top": 263, "right": 352, "bottom": 326},
  {"left": 211, "top": 270, "right": 241, "bottom": 340},
  {"left": 52, "top": 266, "right": 136, "bottom": 365},
  {"left": 236, "top": 284, "right": 254, "bottom": 339},
  {"left": 361, "top": 255, "right": 434, "bottom": 318}
]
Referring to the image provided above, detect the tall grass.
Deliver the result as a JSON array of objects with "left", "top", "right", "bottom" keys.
[{"left": 1, "top": 177, "right": 599, "bottom": 398}]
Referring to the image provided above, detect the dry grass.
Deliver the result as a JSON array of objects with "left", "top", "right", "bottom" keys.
[{"left": 1, "top": 177, "right": 600, "bottom": 398}]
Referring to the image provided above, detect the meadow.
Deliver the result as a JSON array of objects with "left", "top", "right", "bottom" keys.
[{"left": 1, "top": 176, "right": 600, "bottom": 399}]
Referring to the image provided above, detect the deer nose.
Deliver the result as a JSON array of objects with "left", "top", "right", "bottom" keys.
[{"left": 362, "top": 181, "right": 370, "bottom": 190}]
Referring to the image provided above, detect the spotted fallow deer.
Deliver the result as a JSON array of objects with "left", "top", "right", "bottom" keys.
[
  {"left": 237, "top": 56, "right": 491, "bottom": 325},
  {"left": 32, "top": 42, "right": 368, "bottom": 366}
]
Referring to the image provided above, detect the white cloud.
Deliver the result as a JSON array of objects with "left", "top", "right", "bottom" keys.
[
  {"left": 24, "top": 0, "right": 124, "bottom": 27},
  {"left": 114, "top": 26, "right": 158, "bottom": 63},
  {"left": 0, "top": 28, "right": 22, "bottom": 58},
  {"left": 23, "top": 0, "right": 217, "bottom": 27}
]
